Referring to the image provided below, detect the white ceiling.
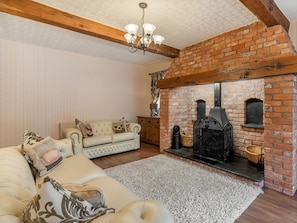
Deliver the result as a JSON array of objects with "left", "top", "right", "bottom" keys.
[{"left": 0, "top": 0, "right": 296, "bottom": 65}]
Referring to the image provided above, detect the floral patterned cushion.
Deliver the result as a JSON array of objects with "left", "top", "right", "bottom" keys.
[
  {"left": 21, "top": 130, "right": 44, "bottom": 153},
  {"left": 23, "top": 177, "right": 115, "bottom": 223}
]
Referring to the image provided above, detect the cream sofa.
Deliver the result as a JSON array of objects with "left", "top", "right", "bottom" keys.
[
  {"left": 0, "top": 140, "right": 173, "bottom": 223},
  {"left": 60, "top": 120, "right": 141, "bottom": 159}
]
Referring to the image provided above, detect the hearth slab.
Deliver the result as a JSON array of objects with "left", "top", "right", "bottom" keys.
[{"left": 165, "top": 147, "right": 264, "bottom": 182}]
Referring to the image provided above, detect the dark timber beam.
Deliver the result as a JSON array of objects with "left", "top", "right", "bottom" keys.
[
  {"left": 157, "top": 55, "right": 297, "bottom": 89},
  {"left": 239, "top": 0, "right": 290, "bottom": 31},
  {"left": 0, "top": 0, "right": 180, "bottom": 58}
]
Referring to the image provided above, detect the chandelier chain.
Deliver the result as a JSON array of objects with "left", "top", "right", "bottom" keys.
[{"left": 140, "top": 6, "right": 145, "bottom": 37}]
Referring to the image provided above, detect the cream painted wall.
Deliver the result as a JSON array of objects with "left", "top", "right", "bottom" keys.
[
  {"left": 0, "top": 39, "right": 167, "bottom": 147},
  {"left": 146, "top": 60, "right": 172, "bottom": 74}
]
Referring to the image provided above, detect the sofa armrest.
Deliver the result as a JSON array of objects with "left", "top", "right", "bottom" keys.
[
  {"left": 128, "top": 123, "right": 141, "bottom": 134},
  {"left": 53, "top": 138, "right": 73, "bottom": 158},
  {"left": 63, "top": 127, "right": 82, "bottom": 143},
  {"left": 62, "top": 127, "right": 83, "bottom": 155},
  {"left": 91, "top": 200, "right": 174, "bottom": 223}
]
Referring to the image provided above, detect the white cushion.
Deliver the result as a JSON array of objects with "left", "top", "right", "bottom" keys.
[
  {"left": 83, "top": 135, "right": 112, "bottom": 147},
  {"left": 112, "top": 133, "right": 134, "bottom": 143}
]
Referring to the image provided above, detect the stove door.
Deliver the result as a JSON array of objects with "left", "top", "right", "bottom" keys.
[{"left": 200, "top": 128, "right": 225, "bottom": 160}]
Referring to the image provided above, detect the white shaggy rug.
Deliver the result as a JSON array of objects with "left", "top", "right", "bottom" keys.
[{"left": 105, "top": 155, "right": 263, "bottom": 223}]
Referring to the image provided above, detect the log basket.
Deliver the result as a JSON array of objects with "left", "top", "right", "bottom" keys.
[
  {"left": 245, "top": 145, "right": 264, "bottom": 166},
  {"left": 181, "top": 133, "right": 193, "bottom": 147}
]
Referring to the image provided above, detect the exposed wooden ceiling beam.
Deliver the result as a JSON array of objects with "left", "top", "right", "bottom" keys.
[
  {"left": 0, "top": 0, "right": 180, "bottom": 58},
  {"left": 157, "top": 55, "right": 297, "bottom": 89},
  {"left": 239, "top": 0, "right": 290, "bottom": 31}
]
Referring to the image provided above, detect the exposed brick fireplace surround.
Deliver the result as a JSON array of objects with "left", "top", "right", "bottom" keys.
[{"left": 159, "top": 21, "right": 297, "bottom": 196}]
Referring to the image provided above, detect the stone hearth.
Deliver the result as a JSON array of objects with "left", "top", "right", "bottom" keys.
[{"left": 165, "top": 147, "right": 264, "bottom": 187}]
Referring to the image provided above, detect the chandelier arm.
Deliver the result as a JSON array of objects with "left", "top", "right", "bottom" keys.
[
  {"left": 128, "top": 44, "right": 138, "bottom": 53},
  {"left": 154, "top": 44, "right": 160, "bottom": 53}
]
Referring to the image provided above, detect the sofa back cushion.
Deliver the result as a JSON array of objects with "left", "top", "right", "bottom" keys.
[
  {"left": 90, "top": 121, "right": 114, "bottom": 136},
  {"left": 0, "top": 146, "right": 36, "bottom": 222},
  {"left": 0, "top": 147, "right": 36, "bottom": 200}
]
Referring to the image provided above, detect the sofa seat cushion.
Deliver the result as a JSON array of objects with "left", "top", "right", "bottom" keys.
[
  {"left": 112, "top": 133, "right": 134, "bottom": 143},
  {"left": 83, "top": 135, "right": 112, "bottom": 147},
  {"left": 36, "top": 154, "right": 107, "bottom": 186},
  {"left": 86, "top": 176, "right": 139, "bottom": 212}
]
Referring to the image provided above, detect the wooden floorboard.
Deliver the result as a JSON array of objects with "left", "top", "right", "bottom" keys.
[
  {"left": 91, "top": 142, "right": 161, "bottom": 169},
  {"left": 92, "top": 142, "right": 297, "bottom": 222}
]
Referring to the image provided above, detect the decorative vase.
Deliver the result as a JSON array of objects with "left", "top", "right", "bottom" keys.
[{"left": 150, "top": 103, "right": 159, "bottom": 117}]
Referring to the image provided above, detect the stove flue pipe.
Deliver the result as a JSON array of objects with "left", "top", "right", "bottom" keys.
[{"left": 214, "top": 83, "right": 221, "bottom": 107}]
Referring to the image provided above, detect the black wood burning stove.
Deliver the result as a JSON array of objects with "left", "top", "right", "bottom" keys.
[{"left": 193, "top": 83, "right": 233, "bottom": 162}]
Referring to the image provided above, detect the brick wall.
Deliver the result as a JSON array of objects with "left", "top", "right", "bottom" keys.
[
  {"left": 165, "top": 22, "right": 295, "bottom": 78},
  {"left": 264, "top": 75, "right": 297, "bottom": 195},
  {"left": 224, "top": 80, "right": 264, "bottom": 156},
  {"left": 160, "top": 21, "right": 297, "bottom": 195}
]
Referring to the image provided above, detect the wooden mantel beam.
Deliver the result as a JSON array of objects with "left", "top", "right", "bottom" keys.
[
  {"left": 0, "top": 0, "right": 180, "bottom": 58},
  {"left": 157, "top": 55, "right": 297, "bottom": 89},
  {"left": 239, "top": 0, "right": 290, "bottom": 31}
]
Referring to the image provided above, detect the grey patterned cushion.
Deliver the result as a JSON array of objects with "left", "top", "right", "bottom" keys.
[
  {"left": 24, "top": 137, "right": 63, "bottom": 177},
  {"left": 23, "top": 177, "right": 115, "bottom": 223},
  {"left": 62, "top": 183, "right": 106, "bottom": 209}
]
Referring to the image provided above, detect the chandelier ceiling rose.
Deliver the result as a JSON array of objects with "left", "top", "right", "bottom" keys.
[{"left": 139, "top": 2, "right": 147, "bottom": 9}]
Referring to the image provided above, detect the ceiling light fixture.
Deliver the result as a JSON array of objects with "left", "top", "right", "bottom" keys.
[{"left": 124, "top": 2, "right": 165, "bottom": 55}]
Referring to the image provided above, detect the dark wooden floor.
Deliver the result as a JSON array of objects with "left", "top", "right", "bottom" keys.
[{"left": 92, "top": 143, "right": 297, "bottom": 223}]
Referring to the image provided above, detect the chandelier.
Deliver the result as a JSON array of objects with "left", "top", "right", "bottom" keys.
[{"left": 124, "top": 2, "right": 165, "bottom": 54}]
